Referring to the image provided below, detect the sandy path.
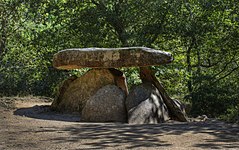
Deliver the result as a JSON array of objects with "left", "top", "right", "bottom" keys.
[{"left": 0, "top": 98, "right": 238, "bottom": 150}]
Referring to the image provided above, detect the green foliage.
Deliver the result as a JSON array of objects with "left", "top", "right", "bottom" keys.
[
  {"left": 121, "top": 68, "right": 141, "bottom": 89},
  {"left": 220, "top": 104, "right": 239, "bottom": 123},
  {"left": 190, "top": 81, "right": 239, "bottom": 117}
]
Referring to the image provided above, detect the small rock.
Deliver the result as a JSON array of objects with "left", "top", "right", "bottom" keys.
[{"left": 196, "top": 115, "right": 208, "bottom": 121}]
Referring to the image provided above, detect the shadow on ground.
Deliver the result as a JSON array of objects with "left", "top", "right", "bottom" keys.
[
  {"left": 60, "top": 122, "right": 239, "bottom": 149},
  {"left": 14, "top": 105, "right": 81, "bottom": 122},
  {"left": 14, "top": 106, "right": 239, "bottom": 149}
]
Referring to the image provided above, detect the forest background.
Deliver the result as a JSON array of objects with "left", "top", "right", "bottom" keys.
[{"left": 0, "top": 0, "right": 238, "bottom": 122}]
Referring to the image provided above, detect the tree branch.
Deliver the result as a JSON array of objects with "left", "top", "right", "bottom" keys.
[
  {"left": 213, "top": 66, "right": 239, "bottom": 84},
  {"left": 212, "top": 54, "right": 237, "bottom": 78}
]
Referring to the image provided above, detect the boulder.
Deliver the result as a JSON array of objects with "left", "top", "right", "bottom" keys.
[
  {"left": 81, "top": 85, "right": 127, "bottom": 122},
  {"left": 140, "top": 67, "right": 188, "bottom": 122},
  {"left": 53, "top": 47, "right": 173, "bottom": 69},
  {"left": 125, "top": 82, "right": 170, "bottom": 124},
  {"left": 51, "top": 69, "right": 116, "bottom": 112}
]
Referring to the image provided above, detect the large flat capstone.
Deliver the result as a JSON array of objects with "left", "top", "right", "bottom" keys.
[{"left": 53, "top": 47, "right": 173, "bottom": 69}]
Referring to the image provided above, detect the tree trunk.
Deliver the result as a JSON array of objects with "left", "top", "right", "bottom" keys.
[
  {"left": 92, "top": 0, "right": 129, "bottom": 46},
  {"left": 186, "top": 44, "right": 192, "bottom": 93},
  {"left": 140, "top": 67, "right": 188, "bottom": 122},
  {"left": 0, "top": 18, "right": 7, "bottom": 57}
]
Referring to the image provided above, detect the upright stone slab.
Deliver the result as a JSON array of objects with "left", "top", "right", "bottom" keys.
[
  {"left": 126, "top": 82, "right": 170, "bottom": 124},
  {"left": 51, "top": 69, "right": 116, "bottom": 112},
  {"left": 53, "top": 47, "right": 173, "bottom": 69}
]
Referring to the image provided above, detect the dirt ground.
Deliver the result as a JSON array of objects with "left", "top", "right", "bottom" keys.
[{"left": 0, "top": 97, "right": 238, "bottom": 150}]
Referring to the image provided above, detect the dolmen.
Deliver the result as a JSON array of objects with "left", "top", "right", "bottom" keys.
[{"left": 51, "top": 47, "right": 188, "bottom": 124}]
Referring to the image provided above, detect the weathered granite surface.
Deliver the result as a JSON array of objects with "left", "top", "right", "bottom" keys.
[
  {"left": 53, "top": 47, "right": 173, "bottom": 69},
  {"left": 126, "top": 82, "right": 170, "bottom": 124},
  {"left": 81, "top": 85, "right": 127, "bottom": 122},
  {"left": 51, "top": 69, "right": 116, "bottom": 112}
]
